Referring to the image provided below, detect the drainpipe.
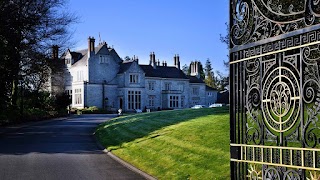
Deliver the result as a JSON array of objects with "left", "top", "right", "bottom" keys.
[{"left": 102, "top": 80, "right": 106, "bottom": 109}]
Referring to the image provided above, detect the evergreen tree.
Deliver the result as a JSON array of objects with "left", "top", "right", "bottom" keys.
[
  {"left": 204, "top": 59, "right": 216, "bottom": 88},
  {"left": 199, "top": 62, "right": 205, "bottom": 80},
  {"left": 182, "top": 64, "right": 189, "bottom": 75},
  {"left": 124, "top": 56, "right": 131, "bottom": 61}
]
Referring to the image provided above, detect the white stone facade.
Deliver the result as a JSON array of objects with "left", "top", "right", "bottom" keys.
[{"left": 53, "top": 37, "right": 218, "bottom": 112}]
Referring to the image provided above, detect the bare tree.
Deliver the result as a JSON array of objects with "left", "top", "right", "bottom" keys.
[{"left": 220, "top": 23, "right": 229, "bottom": 69}]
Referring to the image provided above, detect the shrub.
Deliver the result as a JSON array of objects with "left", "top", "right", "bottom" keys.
[{"left": 87, "top": 106, "right": 99, "bottom": 112}]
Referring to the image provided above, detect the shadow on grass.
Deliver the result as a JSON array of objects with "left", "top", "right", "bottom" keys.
[{"left": 95, "top": 107, "right": 229, "bottom": 150}]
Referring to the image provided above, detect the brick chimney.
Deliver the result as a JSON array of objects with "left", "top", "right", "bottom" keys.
[
  {"left": 52, "top": 45, "right": 59, "bottom": 60},
  {"left": 162, "top": 61, "right": 168, "bottom": 66},
  {"left": 88, "top": 36, "right": 95, "bottom": 58}
]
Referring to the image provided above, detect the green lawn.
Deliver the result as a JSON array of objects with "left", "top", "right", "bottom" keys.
[{"left": 95, "top": 107, "right": 230, "bottom": 179}]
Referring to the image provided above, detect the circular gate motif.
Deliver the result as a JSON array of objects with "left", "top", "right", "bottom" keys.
[{"left": 262, "top": 67, "right": 300, "bottom": 133}]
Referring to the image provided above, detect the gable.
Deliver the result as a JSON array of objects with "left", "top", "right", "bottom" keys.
[
  {"left": 126, "top": 61, "right": 144, "bottom": 74},
  {"left": 65, "top": 49, "right": 72, "bottom": 59},
  {"left": 108, "top": 49, "right": 122, "bottom": 63},
  {"left": 96, "top": 45, "right": 110, "bottom": 55}
]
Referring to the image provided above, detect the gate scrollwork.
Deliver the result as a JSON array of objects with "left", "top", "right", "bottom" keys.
[{"left": 230, "top": 0, "right": 320, "bottom": 179}]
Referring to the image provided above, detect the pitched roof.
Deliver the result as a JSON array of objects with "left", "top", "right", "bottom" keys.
[
  {"left": 140, "top": 65, "right": 189, "bottom": 79},
  {"left": 216, "top": 91, "right": 229, "bottom": 104},
  {"left": 70, "top": 49, "right": 88, "bottom": 67},
  {"left": 70, "top": 52, "right": 82, "bottom": 60},
  {"left": 118, "top": 61, "right": 133, "bottom": 74},
  {"left": 65, "top": 44, "right": 114, "bottom": 68},
  {"left": 118, "top": 63, "right": 203, "bottom": 81},
  {"left": 187, "top": 75, "right": 204, "bottom": 83},
  {"left": 206, "top": 85, "right": 217, "bottom": 91}
]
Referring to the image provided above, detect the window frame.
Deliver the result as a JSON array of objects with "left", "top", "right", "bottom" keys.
[
  {"left": 74, "top": 88, "right": 82, "bottom": 105},
  {"left": 129, "top": 74, "right": 139, "bottom": 84},
  {"left": 127, "top": 91, "right": 141, "bottom": 110},
  {"left": 148, "top": 81, "right": 155, "bottom": 91},
  {"left": 165, "top": 83, "right": 171, "bottom": 90},
  {"left": 169, "top": 95, "right": 179, "bottom": 108},
  {"left": 148, "top": 95, "right": 155, "bottom": 107}
]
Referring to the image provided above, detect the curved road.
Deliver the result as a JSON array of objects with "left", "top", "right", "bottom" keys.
[{"left": 0, "top": 115, "right": 144, "bottom": 180}]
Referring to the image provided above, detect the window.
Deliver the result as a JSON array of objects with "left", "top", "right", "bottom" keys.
[
  {"left": 99, "top": 55, "right": 109, "bottom": 64},
  {"left": 65, "top": 58, "right": 71, "bottom": 65},
  {"left": 65, "top": 89, "right": 72, "bottom": 96},
  {"left": 129, "top": 74, "right": 139, "bottom": 83},
  {"left": 169, "top": 96, "right": 179, "bottom": 108},
  {"left": 65, "top": 90, "right": 72, "bottom": 104},
  {"left": 74, "top": 89, "right": 82, "bottom": 105},
  {"left": 165, "top": 83, "right": 171, "bottom": 90},
  {"left": 149, "top": 95, "right": 155, "bottom": 107},
  {"left": 77, "top": 71, "right": 84, "bottom": 81},
  {"left": 148, "top": 81, "right": 155, "bottom": 90},
  {"left": 192, "top": 87, "right": 199, "bottom": 95},
  {"left": 208, "top": 92, "right": 212, "bottom": 96},
  {"left": 128, "top": 91, "right": 141, "bottom": 110}
]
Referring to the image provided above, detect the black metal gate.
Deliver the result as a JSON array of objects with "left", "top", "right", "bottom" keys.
[{"left": 230, "top": 1, "right": 320, "bottom": 179}]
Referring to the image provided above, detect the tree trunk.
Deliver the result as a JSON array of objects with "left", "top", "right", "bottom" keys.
[{"left": 11, "top": 78, "right": 18, "bottom": 107}]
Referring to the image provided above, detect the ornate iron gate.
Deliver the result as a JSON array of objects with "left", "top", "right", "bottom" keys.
[{"left": 229, "top": 1, "right": 320, "bottom": 179}]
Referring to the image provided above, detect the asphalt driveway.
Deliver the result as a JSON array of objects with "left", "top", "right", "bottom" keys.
[{"left": 0, "top": 115, "right": 145, "bottom": 180}]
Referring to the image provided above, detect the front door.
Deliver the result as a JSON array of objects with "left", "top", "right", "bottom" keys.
[{"left": 119, "top": 98, "right": 123, "bottom": 109}]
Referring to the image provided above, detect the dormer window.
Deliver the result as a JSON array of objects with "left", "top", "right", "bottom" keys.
[
  {"left": 99, "top": 55, "right": 110, "bottom": 64},
  {"left": 65, "top": 58, "right": 72, "bottom": 65},
  {"left": 129, "top": 74, "right": 139, "bottom": 84},
  {"left": 165, "top": 83, "right": 171, "bottom": 90}
]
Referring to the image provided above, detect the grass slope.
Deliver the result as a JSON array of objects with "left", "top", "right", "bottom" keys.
[{"left": 95, "top": 108, "right": 230, "bottom": 179}]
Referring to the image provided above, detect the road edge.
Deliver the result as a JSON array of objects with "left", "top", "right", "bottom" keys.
[
  {"left": 93, "top": 133, "right": 157, "bottom": 180},
  {"left": 0, "top": 116, "right": 73, "bottom": 135}
]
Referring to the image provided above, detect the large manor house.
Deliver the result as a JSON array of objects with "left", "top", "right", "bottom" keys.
[{"left": 50, "top": 37, "right": 217, "bottom": 112}]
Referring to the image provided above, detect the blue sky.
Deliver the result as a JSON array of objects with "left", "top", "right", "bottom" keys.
[{"left": 67, "top": 0, "right": 229, "bottom": 74}]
